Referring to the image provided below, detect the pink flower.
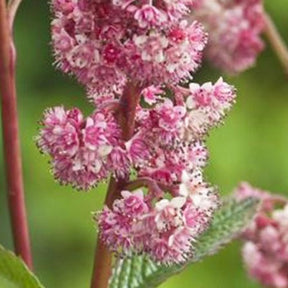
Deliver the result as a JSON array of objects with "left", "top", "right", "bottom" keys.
[
  {"left": 185, "top": 78, "right": 236, "bottom": 136},
  {"left": 234, "top": 182, "right": 271, "bottom": 202},
  {"left": 37, "top": 107, "right": 130, "bottom": 189},
  {"left": 103, "top": 43, "right": 121, "bottom": 64},
  {"left": 136, "top": 99, "right": 186, "bottom": 147},
  {"left": 234, "top": 182, "right": 275, "bottom": 211},
  {"left": 125, "top": 135, "right": 150, "bottom": 165},
  {"left": 192, "top": 0, "right": 265, "bottom": 74},
  {"left": 97, "top": 171, "right": 218, "bottom": 264},
  {"left": 37, "top": 107, "right": 82, "bottom": 157},
  {"left": 98, "top": 206, "right": 134, "bottom": 252},
  {"left": 121, "top": 190, "right": 149, "bottom": 216},
  {"left": 134, "top": 5, "right": 167, "bottom": 28},
  {"left": 141, "top": 85, "right": 164, "bottom": 105},
  {"left": 236, "top": 183, "right": 288, "bottom": 288},
  {"left": 51, "top": 0, "right": 207, "bottom": 95},
  {"left": 98, "top": 189, "right": 149, "bottom": 253}
]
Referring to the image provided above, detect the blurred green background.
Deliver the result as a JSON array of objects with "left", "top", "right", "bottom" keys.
[{"left": 1, "top": 1, "right": 288, "bottom": 287}]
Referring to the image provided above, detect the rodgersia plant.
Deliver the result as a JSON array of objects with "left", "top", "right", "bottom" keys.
[
  {"left": 0, "top": 1, "right": 287, "bottom": 288},
  {"left": 39, "top": 0, "right": 237, "bottom": 270}
]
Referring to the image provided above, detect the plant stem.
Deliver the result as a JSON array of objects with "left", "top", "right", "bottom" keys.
[
  {"left": 264, "top": 13, "right": 288, "bottom": 76},
  {"left": 8, "top": 0, "right": 23, "bottom": 29},
  {"left": 117, "top": 81, "right": 142, "bottom": 141},
  {"left": 90, "top": 82, "right": 142, "bottom": 288},
  {"left": 0, "top": 0, "right": 33, "bottom": 269},
  {"left": 90, "top": 178, "right": 123, "bottom": 288},
  {"left": 125, "top": 177, "right": 164, "bottom": 198}
]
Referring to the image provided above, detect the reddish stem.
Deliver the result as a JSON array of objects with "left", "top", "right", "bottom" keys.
[
  {"left": 0, "top": 0, "right": 33, "bottom": 269},
  {"left": 264, "top": 13, "right": 288, "bottom": 77},
  {"left": 117, "top": 81, "right": 142, "bottom": 141},
  {"left": 125, "top": 177, "right": 164, "bottom": 199},
  {"left": 90, "top": 178, "right": 123, "bottom": 288},
  {"left": 90, "top": 82, "right": 142, "bottom": 288}
]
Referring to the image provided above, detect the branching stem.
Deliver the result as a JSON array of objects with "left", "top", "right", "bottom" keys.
[
  {"left": 90, "top": 82, "right": 142, "bottom": 288},
  {"left": 125, "top": 177, "right": 164, "bottom": 198}
]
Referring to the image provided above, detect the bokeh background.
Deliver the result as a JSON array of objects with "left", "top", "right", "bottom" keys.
[{"left": 1, "top": 1, "right": 288, "bottom": 287}]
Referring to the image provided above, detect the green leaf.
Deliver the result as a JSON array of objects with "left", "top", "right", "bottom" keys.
[
  {"left": 0, "top": 246, "right": 45, "bottom": 288},
  {"left": 109, "top": 197, "right": 259, "bottom": 288}
]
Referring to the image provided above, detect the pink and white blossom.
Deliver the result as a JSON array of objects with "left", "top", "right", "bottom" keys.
[
  {"left": 37, "top": 107, "right": 129, "bottom": 189},
  {"left": 234, "top": 183, "right": 288, "bottom": 288},
  {"left": 192, "top": 0, "right": 265, "bottom": 74},
  {"left": 98, "top": 170, "right": 218, "bottom": 264},
  {"left": 51, "top": 0, "right": 207, "bottom": 95}
]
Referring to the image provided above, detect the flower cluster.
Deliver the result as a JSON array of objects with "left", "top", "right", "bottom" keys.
[
  {"left": 38, "top": 78, "right": 235, "bottom": 191},
  {"left": 98, "top": 171, "right": 218, "bottom": 264},
  {"left": 234, "top": 183, "right": 288, "bottom": 288},
  {"left": 129, "top": 78, "right": 236, "bottom": 186},
  {"left": 97, "top": 79, "right": 235, "bottom": 263},
  {"left": 37, "top": 106, "right": 129, "bottom": 190},
  {"left": 192, "top": 0, "right": 265, "bottom": 74},
  {"left": 37, "top": 0, "right": 237, "bottom": 264},
  {"left": 52, "top": 0, "right": 206, "bottom": 95}
]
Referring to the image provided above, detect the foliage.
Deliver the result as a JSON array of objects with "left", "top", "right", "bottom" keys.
[{"left": 0, "top": 245, "right": 44, "bottom": 288}]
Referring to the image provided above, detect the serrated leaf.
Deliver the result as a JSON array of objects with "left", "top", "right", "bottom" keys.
[
  {"left": 0, "top": 246, "right": 45, "bottom": 288},
  {"left": 109, "top": 197, "right": 259, "bottom": 288}
]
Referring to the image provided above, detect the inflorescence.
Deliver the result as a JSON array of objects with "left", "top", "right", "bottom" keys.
[
  {"left": 235, "top": 183, "right": 288, "bottom": 288},
  {"left": 37, "top": 0, "right": 238, "bottom": 264},
  {"left": 192, "top": 0, "right": 265, "bottom": 74}
]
